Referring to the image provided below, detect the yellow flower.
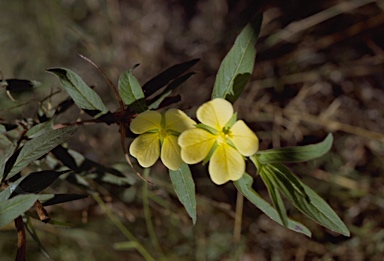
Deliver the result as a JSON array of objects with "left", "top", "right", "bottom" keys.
[
  {"left": 178, "top": 98, "right": 258, "bottom": 185},
  {"left": 129, "top": 109, "right": 196, "bottom": 170}
]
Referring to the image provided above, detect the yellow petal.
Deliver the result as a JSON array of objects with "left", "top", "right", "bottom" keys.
[
  {"left": 178, "top": 128, "right": 216, "bottom": 164},
  {"left": 230, "top": 120, "right": 259, "bottom": 156},
  {"left": 130, "top": 111, "right": 162, "bottom": 134},
  {"left": 164, "top": 109, "right": 196, "bottom": 133},
  {"left": 129, "top": 133, "right": 160, "bottom": 168},
  {"left": 208, "top": 143, "right": 245, "bottom": 185},
  {"left": 161, "top": 135, "right": 183, "bottom": 170},
  {"left": 197, "top": 98, "right": 233, "bottom": 130}
]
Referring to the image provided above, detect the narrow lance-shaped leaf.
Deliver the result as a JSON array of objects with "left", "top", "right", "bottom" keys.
[
  {"left": 0, "top": 194, "right": 40, "bottom": 227},
  {"left": 212, "top": 13, "right": 262, "bottom": 103},
  {"left": 266, "top": 163, "right": 350, "bottom": 236},
  {"left": 147, "top": 72, "right": 195, "bottom": 109},
  {"left": 169, "top": 163, "right": 196, "bottom": 224},
  {"left": 11, "top": 170, "right": 71, "bottom": 195},
  {"left": 0, "top": 186, "right": 12, "bottom": 203},
  {"left": 1, "top": 176, "right": 29, "bottom": 202},
  {"left": 2, "top": 79, "right": 40, "bottom": 93},
  {"left": 41, "top": 194, "right": 88, "bottom": 206},
  {"left": 24, "top": 217, "right": 51, "bottom": 259},
  {"left": 5, "top": 126, "right": 78, "bottom": 180},
  {"left": 47, "top": 68, "right": 109, "bottom": 117},
  {"left": 257, "top": 134, "right": 333, "bottom": 164},
  {"left": 25, "top": 120, "right": 54, "bottom": 139},
  {"left": 234, "top": 173, "right": 311, "bottom": 237},
  {"left": 0, "top": 145, "right": 15, "bottom": 179},
  {"left": 142, "top": 59, "right": 199, "bottom": 97},
  {"left": 118, "top": 65, "right": 148, "bottom": 113},
  {"left": 259, "top": 169, "right": 288, "bottom": 227}
]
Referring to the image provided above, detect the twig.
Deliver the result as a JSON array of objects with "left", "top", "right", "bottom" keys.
[
  {"left": 92, "top": 194, "right": 155, "bottom": 261},
  {"left": 78, "top": 54, "right": 125, "bottom": 111},
  {"left": 78, "top": 54, "right": 151, "bottom": 184},
  {"left": 15, "top": 216, "right": 26, "bottom": 261},
  {"left": 233, "top": 191, "right": 244, "bottom": 242},
  {"left": 34, "top": 201, "right": 50, "bottom": 223},
  {"left": 142, "top": 169, "right": 166, "bottom": 260}
]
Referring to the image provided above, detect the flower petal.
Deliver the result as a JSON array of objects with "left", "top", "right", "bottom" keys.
[
  {"left": 197, "top": 98, "right": 233, "bottom": 130},
  {"left": 161, "top": 135, "right": 183, "bottom": 170},
  {"left": 130, "top": 111, "right": 162, "bottom": 134},
  {"left": 129, "top": 133, "right": 160, "bottom": 168},
  {"left": 209, "top": 143, "right": 245, "bottom": 185},
  {"left": 164, "top": 109, "right": 196, "bottom": 133},
  {"left": 230, "top": 120, "right": 259, "bottom": 156},
  {"left": 179, "top": 128, "right": 216, "bottom": 164}
]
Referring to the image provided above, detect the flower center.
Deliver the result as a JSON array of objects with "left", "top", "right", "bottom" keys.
[
  {"left": 159, "top": 128, "right": 168, "bottom": 139},
  {"left": 217, "top": 131, "right": 228, "bottom": 145}
]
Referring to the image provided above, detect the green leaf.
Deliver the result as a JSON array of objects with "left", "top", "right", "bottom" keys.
[
  {"left": 147, "top": 72, "right": 195, "bottom": 109},
  {"left": 0, "top": 186, "right": 12, "bottom": 203},
  {"left": 25, "top": 120, "right": 54, "bottom": 139},
  {"left": 169, "top": 163, "right": 196, "bottom": 224},
  {"left": 41, "top": 194, "right": 88, "bottom": 206},
  {"left": 212, "top": 13, "right": 262, "bottom": 103},
  {"left": 266, "top": 163, "right": 350, "bottom": 236},
  {"left": 1, "top": 176, "right": 29, "bottom": 202},
  {"left": 142, "top": 59, "right": 199, "bottom": 97},
  {"left": 264, "top": 163, "right": 309, "bottom": 202},
  {"left": 118, "top": 65, "right": 148, "bottom": 113},
  {"left": 0, "top": 194, "right": 39, "bottom": 227},
  {"left": 12, "top": 170, "right": 71, "bottom": 195},
  {"left": 0, "top": 145, "right": 15, "bottom": 179},
  {"left": 47, "top": 68, "right": 109, "bottom": 117},
  {"left": 24, "top": 216, "right": 51, "bottom": 259},
  {"left": 257, "top": 134, "right": 333, "bottom": 164},
  {"left": 0, "top": 126, "right": 13, "bottom": 149},
  {"left": 259, "top": 169, "right": 288, "bottom": 227},
  {"left": 234, "top": 173, "right": 311, "bottom": 237},
  {"left": 5, "top": 126, "right": 78, "bottom": 180}
]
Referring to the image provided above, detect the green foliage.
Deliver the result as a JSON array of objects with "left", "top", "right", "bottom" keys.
[
  {"left": 264, "top": 163, "right": 350, "bottom": 236},
  {"left": 11, "top": 170, "right": 71, "bottom": 195},
  {"left": 47, "top": 68, "right": 109, "bottom": 117},
  {"left": 234, "top": 174, "right": 311, "bottom": 237},
  {"left": 1, "top": 126, "right": 78, "bottom": 180},
  {"left": 169, "top": 163, "right": 196, "bottom": 224},
  {"left": 142, "top": 59, "right": 199, "bottom": 97},
  {"left": 212, "top": 13, "right": 262, "bottom": 103},
  {"left": 147, "top": 72, "right": 195, "bottom": 110},
  {"left": 250, "top": 151, "right": 350, "bottom": 237},
  {"left": 25, "top": 120, "right": 54, "bottom": 139},
  {"left": 41, "top": 194, "right": 88, "bottom": 206},
  {"left": 0, "top": 194, "right": 40, "bottom": 227},
  {"left": 257, "top": 134, "right": 334, "bottom": 163},
  {"left": 118, "top": 65, "right": 148, "bottom": 113},
  {"left": 259, "top": 168, "right": 289, "bottom": 227}
]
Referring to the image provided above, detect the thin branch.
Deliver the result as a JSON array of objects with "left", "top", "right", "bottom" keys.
[
  {"left": 78, "top": 54, "right": 125, "bottom": 112},
  {"left": 233, "top": 191, "right": 244, "bottom": 242},
  {"left": 34, "top": 201, "right": 50, "bottom": 223},
  {"left": 15, "top": 216, "right": 26, "bottom": 261}
]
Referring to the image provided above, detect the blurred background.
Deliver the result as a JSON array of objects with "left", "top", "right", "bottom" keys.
[{"left": 0, "top": 0, "right": 383, "bottom": 260}]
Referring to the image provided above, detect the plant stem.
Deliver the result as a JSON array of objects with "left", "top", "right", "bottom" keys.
[
  {"left": 234, "top": 190, "right": 243, "bottom": 242},
  {"left": 142, "top": 169, "right": 167, "bottom": 260},
  {"left": 92, "top": 194, "right": 155, "bottom": 261},
  {"left": 15, "top": 216, "right": 26, "bottom": 261}
]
